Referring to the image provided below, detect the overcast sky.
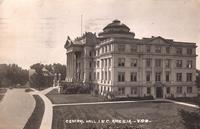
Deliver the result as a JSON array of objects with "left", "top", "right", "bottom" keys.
[{"left": 0, "top": 0, "right": 200, "bottom": 69}]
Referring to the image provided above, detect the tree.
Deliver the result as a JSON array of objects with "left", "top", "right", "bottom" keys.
[{"left": 0, "top": 64, "right": 28, "bottom": 87}]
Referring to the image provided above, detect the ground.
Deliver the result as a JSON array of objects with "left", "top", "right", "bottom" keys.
[
  {"left": 52, "top": 101, "right": 198, "bottom": 129},
  {"left": 46, "top": 90, "right": 200, "bottom": 129},
  {"left": 46, "top": 89, "right": 105, "bottom": 104},
  {"left": 0, "top": 89, "right": 35, "bottom": 129},
  {"left": 23, "top": 95, "right": 45, "bottom": 129}
]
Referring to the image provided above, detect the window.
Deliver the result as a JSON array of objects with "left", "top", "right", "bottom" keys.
[
  {"left": 89, "top": 51, "right": 92, "bottom": 57},
  {"left": 101, "top": 59, "right": 104, "bottom": 68},
  {"left": 176, "top": 60, "right": 182, "bottom": 68},
  {"left": 105, "top": 59, "right": 107, "bottom": 67},
  {"left": 187, "top": 48, "right": 192, "bottom": 55},
  {"left": 186, "top": 60, "right": 193, "bottom": 68},
  {"left": 118, "top": 72, "right": 125, "bottom": 82},
  {"left": 108, "top": 71, "right": 111, "bottom": 81},
  {"left": 89, "top": 72, "right": 92, "bottom": 81},
  {"left": 97, "top": 72, "right": 99, "bottom": 80},
  {"left": 118, "top": 87, "right": 125, "bottom": 95},
  {"left": 186, "top": 73, "right": 192, "bottom": 82},
  {"left": 187, "top": 87, "right": 192, "bottom": 93},
  {"left": 101, "top": 71, "right": 104, "bottom": 80},
  {"left": 131, "top": 87, "right": 137, "bottom": 95},
  {"left": 130, "top": 45, "right": 137, "bottom": 53},
  {"left": 146, "top": 45, "right": 151, "bottom": 53},
  {"left": 155, "top": 59, "right": 161, "bottom": 67},
  {"left": 176, "top": 48, "right": 182, "bottom": 55},
  {"left": 155, "top": 46, "right": 161, "bottom": 53},
  {"left": 176, "top": 73, "right": 182, "bottom": 82},
  {"left": 102, "top": 47, "right": 104, "bottom": 53},
  {"left": 130, "top": 72, "right": 137, "bottom": 82},
  {"left": 105, "top": 71, "right": 107, "bottom": 80},
  {"left": 146, "top": 71, "right": 151, "bottom": 82},
  {"left": 166, "top": 87, "right": 170, "bottom": 94},
  {"left": 166, "top": 47, "right": 170, "bottom": 54},
  {"left": 155, "top": 72, "right": 161, "bottom": 82},
  {"left": 131, "top": 59, "right": 137, "bottom": 67},
  {"left": 97, "top": 61, "right": 100, "bottom": 68},
  {"left": 109, "top": 44, "right": 112, "bottom": 51},
  {"left": 108, "top": 58, "right": 111, "bottom": 67},
  {"left": 118, "top": 44, "right": 125, "bottom": 52},
  {"left": 177, "top": 86, "right": 182, "bottom": 94},
  {"left": 165, "top": 59, "right": 171, "bottom": 68},
  {"left": 118, "top": 58, "right": 125, "bottom": 67},
  {"left": 146, "top": 58, "right": 152, "bottom": 68},
  {"left": 147, "top": 87, "right": 151, "bottom": 94},
  {"left": 89, "top": 61, "right": 92, "bottom": 68},
  {"left": 94, "top": 72, "right": 96, "bottom": 80},
  {"left": 105, "top": 46, "right": 107, "bottom": 53},
  {"left": 166, "top": 72, "right": 170, "bottom": 82}
]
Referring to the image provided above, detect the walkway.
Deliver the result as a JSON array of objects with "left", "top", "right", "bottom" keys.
[
  {"left": 166, "top": 99, "right": 199, "bottom": 109},
  {"left": 30, "top": 87, "right": 58, "bottom": 129},
  {"left": 0, "top": 89, "right": 36, "bottom": 129},
  {"left": 29, "top": 87, "right": 200, "bottom": 129}
]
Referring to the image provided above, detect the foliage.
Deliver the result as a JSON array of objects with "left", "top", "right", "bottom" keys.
[
  {"left": 0, "top": 64, "right": 28, "bottom": 87},
  {"left": 179, "top": 109, "right": 200, "bottom": 129},
  {"left": 29, "top": 63, "right": 66, "bottom": 89},
  {"left": 61, "top": 83, "right": 90, "bottom": 94}
]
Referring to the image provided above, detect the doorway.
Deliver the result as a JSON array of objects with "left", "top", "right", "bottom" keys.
[{"left": 156, "top": 87, "right": 163, "bottom": 98}]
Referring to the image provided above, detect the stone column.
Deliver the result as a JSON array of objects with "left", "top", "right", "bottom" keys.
[
  {"left": 69, "top": 52, "right": 71, "bottom": 81},
  {"left": 66, "top": 53, "right": 70, "bottom": 81},
  {"left": 72, "top": 52, "right": 75, "bottom": 81}
]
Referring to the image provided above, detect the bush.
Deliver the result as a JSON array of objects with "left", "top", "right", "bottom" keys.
[{"left": 61, "top": 84, "right": 91, "bottom": 94}]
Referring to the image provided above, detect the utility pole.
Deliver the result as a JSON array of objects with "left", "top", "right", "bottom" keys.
[{"left": 81, "top": 14, "right": 83, "bottom": 36}]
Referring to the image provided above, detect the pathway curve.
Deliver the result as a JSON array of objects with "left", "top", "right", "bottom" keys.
[
  {"left": 0, "top": 89, "right": 36, "bottom": 129},
  {"left": 30, "top": 87, "right": 58, "bottom": 129}
]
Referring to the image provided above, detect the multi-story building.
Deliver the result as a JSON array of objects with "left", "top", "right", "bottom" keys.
[{"left": 64, "top": 19, "right": 197, "bottom": 98}]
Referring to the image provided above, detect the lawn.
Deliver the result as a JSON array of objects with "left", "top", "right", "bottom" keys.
[
  {"left": 170, "top": 97, "right": 200, "bottom": 106},
  {"left": 23, "top": 95, "right": 45, "bottom": 129},
  {"left": 46, "top": 89, "right": 105, "bottom": 104},
  {"left": 52, "top": 101, "right": 199, "bottom": 129}
]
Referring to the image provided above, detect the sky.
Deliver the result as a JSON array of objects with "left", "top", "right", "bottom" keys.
[{"left": 0, "top": 0, "right": 200, "bottom": 69}]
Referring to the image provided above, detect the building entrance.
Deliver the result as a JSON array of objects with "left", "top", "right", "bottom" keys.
[{"left": 156, "top": 87, "right": 163, "bottom": 98}]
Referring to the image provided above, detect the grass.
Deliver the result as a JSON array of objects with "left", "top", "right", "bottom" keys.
[
  {"left": 52, "top": 101, "right": 198, "bottom": 129},
  {"left": 23, "top": 95, "right": 45, "bottom": 129},
  {"left": 46, "top": 89, "right": 154, "bottom": 104},
  {"left": 46, "top": 89, "right": 105, "bottom": 104},
  {"left": 169, "top": 97, "right": 200, "bottom": 106}
]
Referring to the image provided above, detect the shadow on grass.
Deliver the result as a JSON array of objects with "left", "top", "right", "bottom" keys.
[
  {"left": 23, "top": 95, "right": 45, "bottom": 129},
  {"left": 179, "top": 109, "right": 200, "bottom": 129}
]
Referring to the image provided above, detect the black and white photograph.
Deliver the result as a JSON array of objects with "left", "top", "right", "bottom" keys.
[{"left": 0, "top": 0, "right": 200, "bottom": 129}]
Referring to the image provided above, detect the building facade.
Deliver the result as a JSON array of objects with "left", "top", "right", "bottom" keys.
[{"left": 64, "top": 20, "right": 197, "bottom": 98}]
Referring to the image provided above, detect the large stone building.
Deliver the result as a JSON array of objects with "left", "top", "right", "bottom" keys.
[{"left": 64, "top": 19, "right": 197, "bottom": 98}]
